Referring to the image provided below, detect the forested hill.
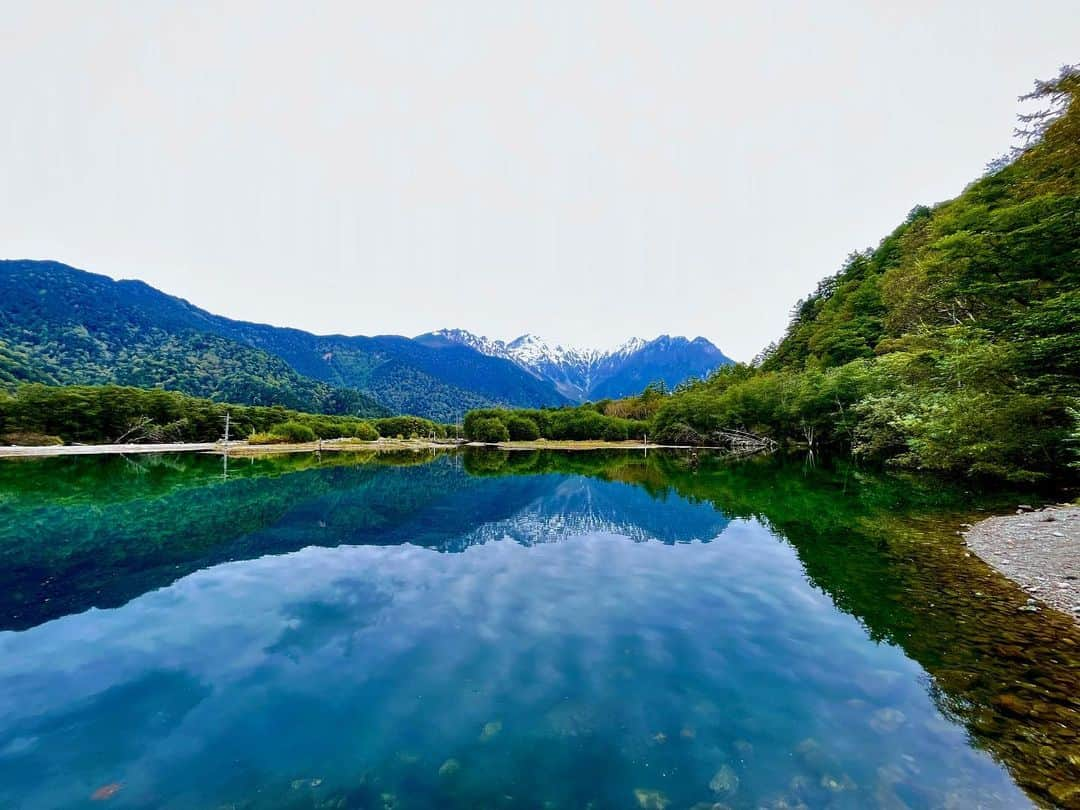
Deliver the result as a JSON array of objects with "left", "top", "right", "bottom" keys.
[
  {"left": 653, "top": 66, "right": 1079, "bottom": 482},
  {"left": 0, "top": 262, "right": 388, "bottom": 417},
  {"left": 0, "top": 261, "right": 569, "bottom": 421}
]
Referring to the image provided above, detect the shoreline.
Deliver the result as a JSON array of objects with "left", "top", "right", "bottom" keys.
[
  {"left": 0, "top": 438, "right": 701, "bottom": 459},
  {"left": 963, "top": 505, "right": 1079, "bottom": 622},
  {"left": 0, "top": 439, "right": 460, "bottom": 458}
]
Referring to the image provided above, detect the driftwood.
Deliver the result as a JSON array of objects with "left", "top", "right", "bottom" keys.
[
  {"left": 661, "top": 423, "right": 776, "bottom": 455},
  {"left": 112, "top": 416, "right": 189, "bottom": 444},
  {"left": 709, "top": 428, "right": 777, "bottom": 455}
]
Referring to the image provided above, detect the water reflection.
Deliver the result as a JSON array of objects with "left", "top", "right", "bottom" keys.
[{"left": 0, "top": 449, "right": 1076, "bottom": 808}]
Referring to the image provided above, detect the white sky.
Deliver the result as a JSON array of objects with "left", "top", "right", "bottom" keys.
[{"left": 2, "top": 2, "right": 1076, "bottom": 360}]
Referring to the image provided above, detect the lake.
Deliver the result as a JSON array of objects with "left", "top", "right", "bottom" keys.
[{"left": 0, "top": 449, "right": 1077, "bottom": 809}]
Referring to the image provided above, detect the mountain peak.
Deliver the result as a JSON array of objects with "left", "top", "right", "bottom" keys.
[{"left": 430, "top": 329, "right": 732, "bottom": 402}]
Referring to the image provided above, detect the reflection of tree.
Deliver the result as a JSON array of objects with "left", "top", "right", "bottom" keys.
[
  {"left": 0, "top": 452, "right": 527, "bottom": 631},
  {"left": 586, "top": 452, "right": 1080, "bottom": 809},
  {"left": 472, "top": 449, "right": 1080, "bottom": 806},
  {"left": 3, "top": 448, "right": 1077, "bottom": 805}
]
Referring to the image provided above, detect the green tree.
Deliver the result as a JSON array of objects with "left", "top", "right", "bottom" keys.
[
  {"left": 470, "top": 416, "right": 510, "bottom": 443},
  {"left": 505, "top": 415, "right": 540, "bottom": 441}
]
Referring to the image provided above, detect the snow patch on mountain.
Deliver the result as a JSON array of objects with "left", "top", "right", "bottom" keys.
[{"left": 425, "top": 329, "right": 731, "bottom": 402}]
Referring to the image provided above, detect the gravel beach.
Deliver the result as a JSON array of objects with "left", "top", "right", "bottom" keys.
[{"left": 963, "top": 506, "right": 1080, "bottom": 621}]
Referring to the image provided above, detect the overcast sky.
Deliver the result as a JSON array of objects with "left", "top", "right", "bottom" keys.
[{"left": 2, "top": 2, "right": 1076, "bottom": 359}]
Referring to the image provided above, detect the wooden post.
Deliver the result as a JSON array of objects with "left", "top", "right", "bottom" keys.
[{"left": 222, "top": 411, "right": 230, "bottom": 480}]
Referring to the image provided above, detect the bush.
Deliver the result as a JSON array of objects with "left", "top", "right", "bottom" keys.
[
  {"left": 268, "top": 421, "right": 317, "bottom": 443},
  {"left": 505, "top": 415, "right": 540, "bottom": 441},
  {"left": 601, "top": 419, "right": 632, "bottom": 441},
  {"left": 348, "top": 421, "right": 379, "bottom": 441},
  {"left": 464, "top": 406, "right": 648, "bottom": 443},
  {"left": 470, "top": 416, "right": 510, "bottom": 443},
  {"left": 374, "top": 416, "right": 444, "bottom": 439},
  {"left": 246, "top": 431, "right": 288, "bottom": 445}
]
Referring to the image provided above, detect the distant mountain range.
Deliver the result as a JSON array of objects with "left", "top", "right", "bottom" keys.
[
  {"left": 0, "top": 260, "right": 732, "bottom": 420},
  {"left": 417, "top": 329, "right": 732, "bottom": 401}
]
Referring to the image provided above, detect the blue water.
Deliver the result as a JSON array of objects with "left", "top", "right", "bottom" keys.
[{"left": 0, "top": 451, "right": 1061, "bottom": 808}]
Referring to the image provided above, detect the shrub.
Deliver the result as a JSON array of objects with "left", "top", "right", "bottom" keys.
[
  {"left": 601, "top": 419, "right": 631, "bottom": 441},
  {"left": 246, "top": 431, "right": 288, "bottom": 445},
  {"left": 268, "top": 421, "right": 317, "bottom": 443},
  {"left": 470, "top": 416, "right": 510, "bottom": 443},
  {"left": 348, "top": 421, "right": 379, "bottom": 441},
  {"left": 505, "top": 415, "right": 540, "bottom": 441},
  {"left": 374, "top": 416, "right": 444, "bottom": 439}
]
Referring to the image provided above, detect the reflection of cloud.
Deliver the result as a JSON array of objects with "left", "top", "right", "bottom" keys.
[
  {"left": 266, "top": 579, "right": 393, "bottom": 659},
  {"left": 0, "top": 521, "right": 1025, "bottom": 809}
]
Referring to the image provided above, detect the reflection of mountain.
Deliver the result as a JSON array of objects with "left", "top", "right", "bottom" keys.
[
  {"left": 0, "top": 455, "right": 527, "bottom": 630},
  {"left": 455, "top": 477, "right": 728, "bottom": 550},
  {"left": 1, "top": 449, "right": 1078, "bottom": 806},
  {"left": 0, "top": 452, "right": 726, "bottom": 631}
]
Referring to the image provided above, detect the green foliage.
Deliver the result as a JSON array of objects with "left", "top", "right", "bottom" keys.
[
  {"left": 245, "top": 431, "right": 288, "bottom": 445},
  {"left": 1, "top": 259, "right": 570, "bottom": 422},
  {"left": 599, "top": 383, "right": 668, "bottom": 420},
  {"left": 464, "top": 68, "right": 1079, "bottom": 482},
  {"left": 372, "top": 416, "right": 447, "bottom": 440},
  {"left": 267, "top": 421, "right": 316, "bottom": 443},
  {"left": 463, "top": 405, "right": 648, "bottom": 443},
  {"left": 346, "top": 421, "right": 380, "bottom": 442},
  {"left": 0, "top": 384, "right": 385, "bottom": 445},
  {"left": 0, "top": 273, "right": 388, "bottom": 417},
  {"left": 648, "top": 69, "right": 1080, "bottom": 482},
  {"left": 505, "top": 415, "right": 540, "bottom": 441},
  {"left": 469, "top": 416, "right": 511, "bottom": 443}
]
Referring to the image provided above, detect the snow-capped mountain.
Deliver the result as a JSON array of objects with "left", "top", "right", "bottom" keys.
[{"left": 416, "top": 329, "right": 733, "bottom": 401}]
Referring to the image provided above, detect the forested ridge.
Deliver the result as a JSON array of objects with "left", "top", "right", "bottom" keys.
[
  {"left": 0, "top": 260, "right": 567, "bottom": 422},
  {"left": 0, "top": 265, "right": 388, "bottom": 417},
  {"left": 470, "top": 68, "right": 1080, "bottom": 482}
]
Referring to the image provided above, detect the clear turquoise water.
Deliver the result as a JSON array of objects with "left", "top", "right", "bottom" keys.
[{"left": 0, "top": 450, "right": 1076, "bottom": 809}]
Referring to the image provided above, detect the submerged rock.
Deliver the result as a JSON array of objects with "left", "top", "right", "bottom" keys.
[
  {"left": 438, "top": 758, "right": 461, "bottom": 778},
  {"left": 819, "top": 773, "right": 855, "bottom": 792},
  {"left": 480, "top": 720, "right": 503, "bottom": 740},
  {"left": 634, "top": 788, "right": 670, "bottom": 809},
  {"left": 1049, "top": 781, "right": 1080, "bottom": 805},
  {"left": 794, "top": 738, "right": 820, "bottom": 756},
  {"left": 709, "top": 764, "right": 739, "bottom": 795},
  {"left": 761, "top": 799, "right": 809, "bottom": 810},
  {"left": 992, "top": 693, "right": 1031, "bottom": 717},
  {"left": 91, "top": 783, "right": 122, "bottom": 801}
]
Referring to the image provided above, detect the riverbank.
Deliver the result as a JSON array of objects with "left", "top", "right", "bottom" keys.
[
  {"left": 963, "top": 506, "right": 1080, "bottom": 621},
  {"left": 0, "top": 438, "right": 461, "bottom": 458},
  {"left": 0, "top": 438, "right": 685, "bottom": 459},
  {"left": 0, "top": 442, "right": 223, "bottom": 458}
]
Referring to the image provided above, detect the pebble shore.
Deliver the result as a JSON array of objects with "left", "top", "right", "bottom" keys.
[{"left": 963, "top": 505, "right": 1080, "bottom": 621}]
